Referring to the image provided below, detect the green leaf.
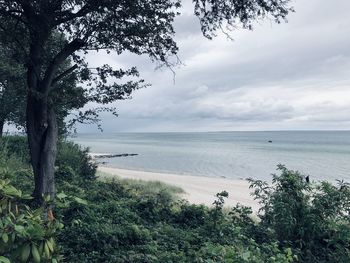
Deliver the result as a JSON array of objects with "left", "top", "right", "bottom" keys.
[
  {"left": 242, "top": 251, "right": 251, "bottom": 261},
  {"left": 26, "top": 224, "right": 45, "bottom": 239},
  {"left": 56, "top": 192, "right": 67, "bottom": 199},
  {"left": 1, "top": 233, "right": 8, "bottom": 243},
  {"left": 3, "top": 185, "right": 21, "bottom": 197},
  {"left": 46, "top": 239, "right": 54, "bottom": 253},
  {"left": 73, "top": 197, "right": 88, "bottom": 205},
  {"left": 44, "top": 242, "right": 50, "bottom": 259},
  {"left": 31, "top": 244, "right": 41, "bottom": 263},
  {"left": 0, "top": 256, "right": 11, "bottom": 263},
  {"left": 14, "top": 225, "right": 25, "bottom": 234},
  {"left": 20, "top": 244, "right": 31, "bottom": 262}
]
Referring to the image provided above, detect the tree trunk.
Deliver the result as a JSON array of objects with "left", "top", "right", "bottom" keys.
[
  {"left": 0, "top": 120, "right": 4, "bottom": 137},
  {"left": 26, "top": 92, "right": 58, "bottom": 202},
  {"left": 24, "top": 22, "right": 80, "bottom": 206}
]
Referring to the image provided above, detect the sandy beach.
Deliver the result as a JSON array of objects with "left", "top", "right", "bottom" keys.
[{"left": 98, "top": 166, "right": 259, "bottom": 211}]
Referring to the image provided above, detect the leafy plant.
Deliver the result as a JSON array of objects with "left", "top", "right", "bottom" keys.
[
  {"left": 0, "top": 176, "right": 63, "bottom": 263},
  {"left": 56, "top": 141, "right": 97, "bottom": 183},
  {"left": 249, "top": 165, "right": 350, "bottom": 262},
  {"left": 210, "top": 190, "right": 229, "bottom": 232}
]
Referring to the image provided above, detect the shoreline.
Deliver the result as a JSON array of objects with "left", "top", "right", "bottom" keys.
[{"left": 98, "top": 166, "right": 259, "bottom": 211}]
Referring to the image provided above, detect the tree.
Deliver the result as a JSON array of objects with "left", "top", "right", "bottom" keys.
[{"left": 0, "top": 0, "right": 293, "bottom": 205}]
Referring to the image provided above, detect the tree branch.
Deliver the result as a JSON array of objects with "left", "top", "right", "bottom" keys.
[
  {"left": 52, "top": 64, "right": 78, "bottom": 85},
  {"left": 42, "top": 39, "right": 85, "bottom": 93},
  {"left": 55, "top": 3, "right": 93, "bottom": 24}
]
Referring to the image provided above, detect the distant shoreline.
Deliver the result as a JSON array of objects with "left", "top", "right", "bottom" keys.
[{"left": 98, "top": 166, "right": 259, "bottom": 211}]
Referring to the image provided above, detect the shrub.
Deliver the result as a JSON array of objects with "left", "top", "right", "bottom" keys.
[
  {"left": 174, "top": 202, "right": 209, "bottom": 227},
  {"left": 0, "top": 175, "right": 63, "bottom": 263},
  {"left": 249, "top": 165, "right": 350, "bottom": 262},
  {"left": 0, "top": 136, "right": 97, "bottom": 186},
  {"left": 56, "top": 141, "right": 97, "bottom": 183},
  {"left": 0, "top": 136, "right": 30, "bottom": 164},
  {"left": 0, "top": 138, "right": 33, "bottom": 194}
]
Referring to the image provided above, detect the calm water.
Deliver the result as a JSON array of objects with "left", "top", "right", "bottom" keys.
[{"left": 71, "top": 131, "right": 350, "bottom": 182}]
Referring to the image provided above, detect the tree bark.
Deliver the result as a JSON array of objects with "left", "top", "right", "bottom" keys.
[
  {"left": 26, "top": 92, "right": 58, "bottom": 202},
  {"left": 0, "top": 119, "right": 4, "bottom": 137},
  {"left": 23, "top": 13, "right": 82, "bottom": 205}
]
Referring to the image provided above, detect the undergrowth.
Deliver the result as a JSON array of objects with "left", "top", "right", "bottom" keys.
[{"left": 0, "top": 136, "right": 349, "bottom": 262}]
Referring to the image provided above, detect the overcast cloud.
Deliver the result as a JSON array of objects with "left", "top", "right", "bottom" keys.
[{"left": 78, "top": 0, "right": 350, "bottom": 132}]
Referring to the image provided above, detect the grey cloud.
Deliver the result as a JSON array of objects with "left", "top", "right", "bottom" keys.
[{"left": 77, "top": 0, "right": 350, "bottom": 132}]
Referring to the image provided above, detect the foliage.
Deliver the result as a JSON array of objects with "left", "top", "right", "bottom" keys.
[
  {"left": 249, "top": 164, "right": 350, "bottom": 262},
  {"left": 0, "top": 136, "right": 33, "bottom": 194},
  {"left": 0, "top": 136, "right": 29, "bottom": 164},
  {"left": 58, "top": 177, "right": 293, "bottom": 263},
  {"left": 56, "top": 141, "right": 97, "bottom": 183},
  {"left": 54, "top": 149, "right": 294, "bottom": 262},
  {"left": 210, "top": 190, "right": 229, "bottom": 230},
  {"left": 2, "top": 138, "right": 350, "bottom": 262},
  {"left": 0, "top": 31, "right": 86, "bottom": 135},
  {"left": 0, "top": 136, "right": 97, "bottom": 188},
  {"left": 0, "top": 43, "right": 26, "bottom": 135},
  {"left": 193, "top": 0, "right": 293, "bottom": 39},
  {"left": 0, "top": 171, "right": 63, "bottom": 263}
]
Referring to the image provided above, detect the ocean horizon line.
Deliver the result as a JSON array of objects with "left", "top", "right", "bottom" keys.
[{"left": 72, "top": 129, "right": 350, "bottom": 135}]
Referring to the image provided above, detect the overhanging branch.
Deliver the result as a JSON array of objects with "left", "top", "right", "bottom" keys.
[
  {"left": 42, "top": 38, "right": 85, "bottom": 93},
  {"left": 55, "top": 3, "right": 93, "bottom": 24},
  {"left": 52, "top": 64, "right": 78, "bottom": 85}
]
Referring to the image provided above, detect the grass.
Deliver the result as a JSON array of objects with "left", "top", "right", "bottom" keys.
[{"left": 97, "top": 170, "right": 184, "bottom": 199}]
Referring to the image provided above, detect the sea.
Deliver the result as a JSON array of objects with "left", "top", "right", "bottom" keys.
[{"left": 71, "top": 131, "right": 350, "bottom": 182}]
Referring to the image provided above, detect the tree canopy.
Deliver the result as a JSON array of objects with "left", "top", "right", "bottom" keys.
[{"left": 0, "top": 42, "right": 26, "bottom": 135}]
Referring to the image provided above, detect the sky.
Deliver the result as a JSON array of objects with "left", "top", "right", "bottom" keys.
[{"left": 62, "top": 0, "right": 350, "bottom": 132}]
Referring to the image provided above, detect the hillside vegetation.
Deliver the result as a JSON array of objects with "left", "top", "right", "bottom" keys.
[{"left": 0, "top": 136, "right": 349, "bottom": 262}]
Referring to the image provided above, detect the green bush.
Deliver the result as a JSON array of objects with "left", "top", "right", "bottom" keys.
[
  {"left": 0, "top": 137, "right": 97, "bottom": 186},
  {"left": 57, "top": 173, "right": 294, "bottom": 262},
  {"left": 0, "top": 174, "right": 63, "bottom": 263},
  {"left": 0, "top": 137, "right": 33, "bottom": 194},
  {"left": 0, "top": 136, "right": 30, "bottom": 164},
  {"left": 249, "top": 164, "right": 350, "bottom": 262},
  {"left": 56, "top": 141, "right": 97, "bottom": 183}
]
